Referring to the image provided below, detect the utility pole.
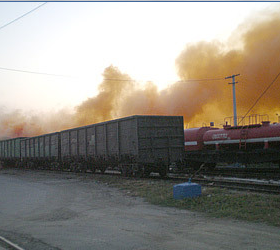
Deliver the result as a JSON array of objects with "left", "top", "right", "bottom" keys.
[{"left": 225, "top": 74, "right": 240, "bottom": 126}]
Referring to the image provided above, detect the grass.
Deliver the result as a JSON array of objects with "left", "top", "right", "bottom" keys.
[{"left": 91, "top": 174, "right": 280, "bottom": 227}]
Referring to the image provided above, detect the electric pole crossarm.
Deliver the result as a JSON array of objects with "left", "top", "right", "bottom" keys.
[{"left": 225, "top": 74, "right": 240, "bottom": 80}]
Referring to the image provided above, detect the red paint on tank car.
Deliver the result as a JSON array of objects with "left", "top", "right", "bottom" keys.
[
  {"left": 184, "top": 127, "right": 217, "bottom": 151},
  {"left": 184, "top": 120, "right": 280, "bottom": 167},
  {"left": 203, "top": 121, "right": 280, "bottom": 150}
]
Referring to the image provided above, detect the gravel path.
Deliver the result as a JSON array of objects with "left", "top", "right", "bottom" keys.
[{"left": 0, "top": 169, "right": 279, "bottom": 250}]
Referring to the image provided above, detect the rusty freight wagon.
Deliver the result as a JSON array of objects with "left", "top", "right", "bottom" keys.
[{"left": 60, "top": 115, "right": 184, "bottom": 176}]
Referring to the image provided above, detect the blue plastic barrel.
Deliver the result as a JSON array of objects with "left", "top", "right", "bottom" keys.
[{"left": 173, "top": 182, "right": 201, "bottom": 199}]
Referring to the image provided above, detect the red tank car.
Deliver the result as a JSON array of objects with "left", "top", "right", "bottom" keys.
[
  {"left": 184, "top": 126, "right": 218, "bottom": 169},
  {"left": 184, "top": 127, "right": 217, "bottom": 151},
  {"left": 184, "top": 119, "right": 280, "bottom": 168},
  {"left": 203, "top": 121, "right": 280, "bottom": 151}
]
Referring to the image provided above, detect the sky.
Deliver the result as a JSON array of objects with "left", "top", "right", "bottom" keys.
[
  {"left": 0, "top": 1, "right": 280, "bottom": 137},
  {"left": 0, "top": 1, "right": 275, "bottom": 112}
]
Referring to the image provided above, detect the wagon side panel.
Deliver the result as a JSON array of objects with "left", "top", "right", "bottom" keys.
[
  {"left": 78, "top": 128, "right": 86, "bottom": 157},
  {"left": 34, "top": 137, "right": 39, "bottom": 157},
  {"left": 9, "top": 140, "right": 14, "bottom": 158},
  {"left": 45, "top": 136, "right": 50, "bottom": 157},
  {"left": 137, "top": 116, "right": 184, "bottom": 165},
  {"left": 20, "top": 140, "right": 26, "bottom": 159},
  {"left": 96, "top": 125, "right": 106, "bottom": 156},
  {"left": 15, "top": 138, "right": 21, "bottom": 158},
  {"left": 39, "top": 137, "right": 44, "bottom": 158},
  {"left": 86, "top": 126, "right": 96, "bottom": 156},
  {"left": 0, "top": 141, "right": 2, "bottom": 158},
  {"left": 119, "top": 118, "right": 138, "bottom": 157},
  {"left": 61, "top": 131, "right": 70, "bottom": 158},
  {"left": 50, "top": 133, "right": 59, "bottom": 159},
  {"left": 107, "top": 122, "right": 119, "bottom": 156},
  {"left": 70, "top": 130, "right": 78, "bottom": 157}
]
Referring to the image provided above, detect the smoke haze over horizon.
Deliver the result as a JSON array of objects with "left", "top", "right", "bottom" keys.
[{"left": 1, "top": 7, "right": 280, "bottom": 138}]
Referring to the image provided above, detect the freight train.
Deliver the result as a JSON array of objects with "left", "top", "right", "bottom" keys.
[
  {"left": 0, "top": 114, "right": 279, "bottom": 176},
  {"left": 0, "top": 115, "right": 185, "bottom": 177}
]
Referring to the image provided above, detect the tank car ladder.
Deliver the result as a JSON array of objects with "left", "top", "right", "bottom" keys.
[{"left": 239, "top": 128, "right": 248, "bottom": 150}]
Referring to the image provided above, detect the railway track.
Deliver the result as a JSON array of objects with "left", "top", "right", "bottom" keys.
[
  {"left": 198, "top": 167, "right": 280, "bottom": 181},
  {"left": 105, "top": 168, "right": 280, "bottom": 195},
  {"left": 3, "top": 167, "right": 280, "bottom": 195},
  {"left": 0, "top": 236, "right": 25, "bottom": 250},
  {"left": 157, "top": 172, "right": 280, "bottom": 194},
  {"left": 190, "top": 177, "right": 280, "bottom": 194}
]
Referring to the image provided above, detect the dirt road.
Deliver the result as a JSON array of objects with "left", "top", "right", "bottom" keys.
[{"left": 0, "top": 169, "right": 279, "bottom": 250}]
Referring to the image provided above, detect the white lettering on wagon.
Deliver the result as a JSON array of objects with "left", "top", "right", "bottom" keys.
[{"left": 212, "top": 133, "right": 228, "bottom": 140}]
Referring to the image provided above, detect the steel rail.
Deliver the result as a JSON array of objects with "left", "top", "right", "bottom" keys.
[
  {"left": 3, "top": 168, "right": 280, "bottom": 194},
  {"left": 189, "top": 177, "right": 280, "bottom": 194},
  {"left": 198, "top": 169, "right": 280, "bottom": 181},
  {"left": 0, "top": 236, "right": 25, "bottom": 250}
]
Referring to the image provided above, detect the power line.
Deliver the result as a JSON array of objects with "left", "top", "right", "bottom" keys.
[
  {"left": 104, "top": 77, "right": 225, "bottom": 83},
  {"left": 103, "top": 78, "right": 135, "bottom": 82},
  {"left": 178, "top": 77, "right": 224, "bottom": 82},
  {"left": 0, "top": 65, "right": 225, "bottom": 82},
  {"left": 0, "top": 66, "right": 72, "bottom": 78},
  {"left": 239, "top": 70, "right": 280, "bottom": 124},
  {"left": 0, "top": 2, "right": 47, "bottom": 31}
]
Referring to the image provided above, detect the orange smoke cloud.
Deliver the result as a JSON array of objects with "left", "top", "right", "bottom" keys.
[
  {"left": 0, "top": 110, "right": 42, "bottom": 138},
  {"left": 175, "top": 9, "right": 280, "bottom": 126},
  {"left": 0, "top": 109, "right": 74, "bottom": 139},
  {"left": 75, "top": 65, "right": 133, "bottom": 125},
  {"left": 117, "top": 7, "right": 280, "bottom": 127},
  {"left": 1, "top": 8, "right": 280, "bottom": 138}
]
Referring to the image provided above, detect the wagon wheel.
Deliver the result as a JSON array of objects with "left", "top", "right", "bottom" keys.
[
  {"left": 81, "top": 163, "right": 88, "bottom": 173},
  {"left": 159, "top": 167, "right": 167, "bottom": 178},
  {"left": 100, "top": 166, "right": 106, "bottom": 174},
  {"left": 91, "top": 166, "right": 96, "bottom": 173},
  {"left": 134, "top": 165, "right": 144, "bottom": 178},
  {"left": 120, "top": 164, "right": 133, "bottom": 177},
  {"left": 189, "top": 161, "right": 202, "bottom": 171},
  {"left": 143, "top": 167, "right": 151, "bottom": 178},
  {"left": 205, "top": 163, "right": 216, "bottom": 171},
  {"left": 86, "top": 160, "right": 96, "bottom": 173}
]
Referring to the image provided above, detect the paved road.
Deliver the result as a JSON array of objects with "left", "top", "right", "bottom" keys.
[{"left": 0, "top": 169, "right": 280, "bottom": 250}]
